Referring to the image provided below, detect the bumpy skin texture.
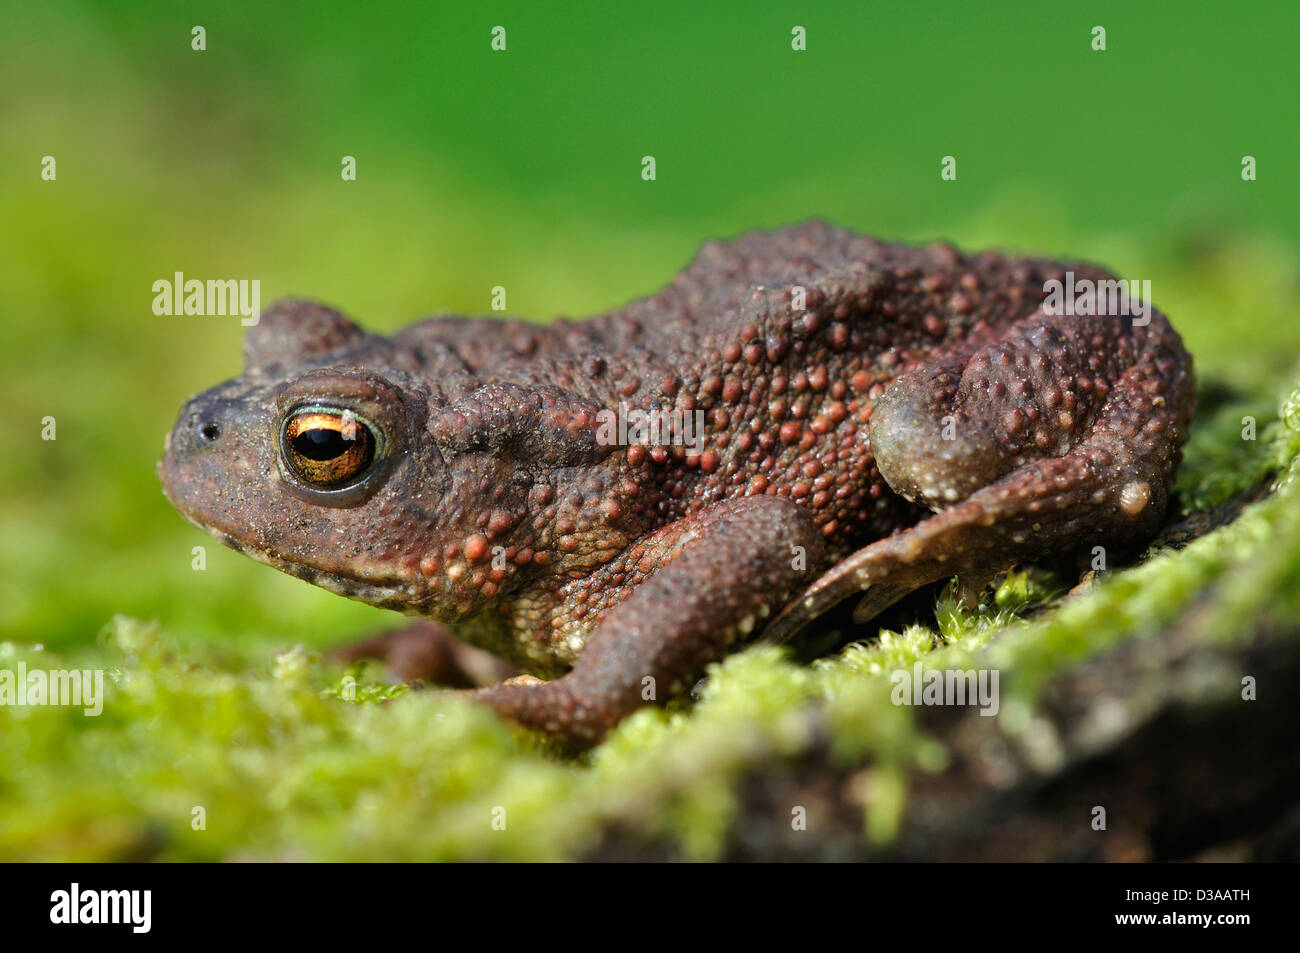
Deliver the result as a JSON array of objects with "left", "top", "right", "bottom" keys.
[{"left": 159, "top": 222, "right": 1195, "bottom": 746}]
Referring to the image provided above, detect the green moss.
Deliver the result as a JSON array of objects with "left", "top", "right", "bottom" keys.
[
  {"left": 6, "top": 375, "right": 1296, "bottom": 859},
  {"left": 3, "top": 325, "right": 1297, "bottom": 858}
]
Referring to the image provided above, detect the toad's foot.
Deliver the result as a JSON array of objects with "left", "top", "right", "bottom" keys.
[{"left": 333, "top": 621, "right": 518, "bottom": 688}]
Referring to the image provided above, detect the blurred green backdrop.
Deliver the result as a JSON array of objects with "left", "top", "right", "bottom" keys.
[{"left": 3, "top": 0, "right": 1299, "bottom": 654}]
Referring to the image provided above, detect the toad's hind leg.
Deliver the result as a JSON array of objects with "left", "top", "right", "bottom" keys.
[{"left": 764, "top": 306, "right": 1195, "bottom": 643}]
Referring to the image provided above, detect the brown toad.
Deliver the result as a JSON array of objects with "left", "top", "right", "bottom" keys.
[{"left": 159, "top": 222, "right": 1195, "bottom": 745}]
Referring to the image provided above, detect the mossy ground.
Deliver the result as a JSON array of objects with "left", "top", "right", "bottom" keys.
[{"left": 5, "top": 307, "right": 1298, "bottom": 860}]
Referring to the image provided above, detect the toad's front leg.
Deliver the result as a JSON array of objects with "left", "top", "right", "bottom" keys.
[{"left": 470, "top": 496, "right": 826, "bottom": 747}]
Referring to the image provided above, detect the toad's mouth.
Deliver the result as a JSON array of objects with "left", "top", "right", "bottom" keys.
[
  {"left": 184, "top": 514, "right": 417, "bottom": 613},
  {"left": 158, "top": 445, "right": 421, "bottom": 613}
]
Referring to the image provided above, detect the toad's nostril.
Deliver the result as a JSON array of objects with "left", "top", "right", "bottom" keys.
[{"left": 199, "top": 421, "right": 221, "bottom": 443}]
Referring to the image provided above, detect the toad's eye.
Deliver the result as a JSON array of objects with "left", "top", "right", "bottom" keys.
[{"left": 281, "top": 408, "right": 378, "bottom": 489}]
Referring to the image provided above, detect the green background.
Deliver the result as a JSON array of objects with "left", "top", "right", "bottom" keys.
[{"left": 4, "top": 0, "right": 1298, "bottom": 652}]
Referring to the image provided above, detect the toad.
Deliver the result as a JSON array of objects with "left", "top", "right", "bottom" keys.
[{"left": 159, "top": 222, "right": 1195, "bottom": 746}]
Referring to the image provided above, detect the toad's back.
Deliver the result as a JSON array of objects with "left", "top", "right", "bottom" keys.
[{"left": 389, "top": 221, "right": 1187, "bottom": 557}]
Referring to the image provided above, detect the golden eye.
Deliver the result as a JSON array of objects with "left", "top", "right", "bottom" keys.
[{"left": 281, "top": 408, "right": 377, "bottom": 489}]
